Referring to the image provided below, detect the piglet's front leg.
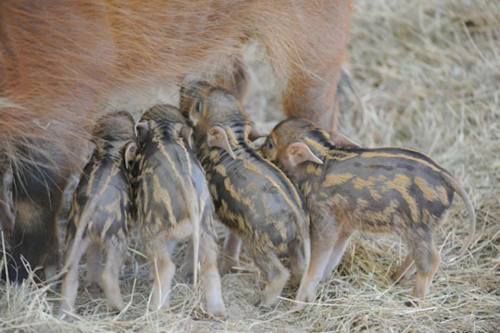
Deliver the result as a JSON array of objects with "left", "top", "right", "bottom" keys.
[
  {"left": 295, "top": 215, "right": 346, "bottom": 307},
  {"left": 221, "top": 230, "right": 242, "bottom": 275}
]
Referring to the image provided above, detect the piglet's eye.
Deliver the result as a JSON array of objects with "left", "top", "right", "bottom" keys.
[
  {"left": 196, "top": 101, "right": 203, "bottom": 114},
  {"left": 267, "top": 140, "right": 274, "bottom": 149}
]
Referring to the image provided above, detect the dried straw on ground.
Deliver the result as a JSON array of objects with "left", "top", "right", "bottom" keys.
[{"left": 1, "top": 0, "right": 499, "bottom": 332}]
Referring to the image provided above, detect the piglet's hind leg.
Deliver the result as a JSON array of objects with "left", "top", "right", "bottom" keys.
[
  {"left": 200, "top": 231, "right": 226, "bottom": 318},
  {"left": 221, "top": 230, "right": 242, "bottom": 275},
  {"left": 321, "top": 228, "right": 352, "bottom": 282},
  {"left": 413, "top": 245, "right": 441, "bottom": 299},
  {"left": 150, "top": 240, "right": 176, "bottom": 310},
  {"left": 86, "top": 242, "right": 102, "bottom": 296},
  {"left": 406, "top": 228, "right": 441, "bottom": 299},
  {"left": 295, "top": 218, "right": 339, "bottom": 306},
  {"left": 99, "top": 239, "right": 125, "bottom": 311},
  {"left": 288, "top": 238, "right": 306, "bottom": 287},
  {"left": 253, "top": 247, "right": 290, "bottom": 308},
  {"left": 59, "top": 237, "right": 90, "bottom": 318}
]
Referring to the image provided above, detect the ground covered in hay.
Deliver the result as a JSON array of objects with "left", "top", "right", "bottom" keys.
[{"left": 1, "top": 0, "right": 499, "bottom": 332}]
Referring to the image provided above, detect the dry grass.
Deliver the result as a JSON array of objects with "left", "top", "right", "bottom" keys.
[{"left": 1, "top": 0, "right": 499, "bottom": 332}]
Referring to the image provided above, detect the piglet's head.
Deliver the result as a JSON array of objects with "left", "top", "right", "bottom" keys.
[
  {"left": 137, "top": 104, "right": 194, "bottom": 150},
  {"left": 207, "top": 125, "right": 236, "bottom": 159},
  {"left": 92, "top": 111, "right": 136, "bottom": 171},
  {"left": 181, "top": 81, "right": 260, "bottom": 159},
  {"left": 123, "top": 141, "right": 137, "bottom": 171},
  {"left": 261, "top": 119, "right": 324, "bottom": 176}
]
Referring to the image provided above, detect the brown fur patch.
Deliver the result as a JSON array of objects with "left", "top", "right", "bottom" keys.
[
  {"left": 361, "top": 152, "right": 442, "bottom": 173},
  {"left": 353, "top": 177, "right": 375, "bottom": 190},
  {"left": 323, "top": 173, "right": 355, "bottom": 187},
  {"left": 306, "top": 163, "right": 322, "bottom": 176},
  {"left": 384, "top": 175, "right": 420, "bottom": 222}
]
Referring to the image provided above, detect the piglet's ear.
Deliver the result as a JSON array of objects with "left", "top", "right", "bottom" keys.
[
  {"left": 207, "top": 126, "right": 236, "bottom": 159},
  {"left": 245, "top": 124, "right": 265, "bottom": 142},
  {"left": 124, "top": 142, "right": 137, "bottom": 170},
  {"left": 173, "top": 122, "right": 194, "bottom": 150},
  {"left": 330, "top": 132, "right": 360, "bottom": 149},
  {"left": 180, "top": 126, "right": 194, "bottom": 150},
  {"left": 135, "top": 121, "right": 149, "bottom": 143},
  {"left": 287, "top": 142, "right": 323, "bottom": 167}
]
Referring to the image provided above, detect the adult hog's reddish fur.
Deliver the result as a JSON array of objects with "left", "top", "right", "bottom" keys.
[
  {"left": 0, "top": 0, "right": 351, "bottom": 159},
  {"left": 0, "top": 0, "right": 351, "bottom": 282},
  {"left": 261, "top": 118, "right": 476, "bottom": 304}
]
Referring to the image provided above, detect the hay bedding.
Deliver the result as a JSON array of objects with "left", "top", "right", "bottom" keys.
[{"left": 1, "top": 0, "right": 499, "bottom": 331}]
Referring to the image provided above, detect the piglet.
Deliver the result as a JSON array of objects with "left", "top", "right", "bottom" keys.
[
  {"left": 180, "top": 82, "right": 311, "bottom": 307},
  {"left": 261, "top": 118, "right": 476, "bottom": 304},
  {"left": 134, "top": 104, "right": 225, "bottom": 317},
  {"left": 59, "top": 111, "right": 137, "bottom": 317}
]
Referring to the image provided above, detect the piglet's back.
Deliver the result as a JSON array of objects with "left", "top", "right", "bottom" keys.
[
  {"left": 68, "top": 111, "right": 134, "bottom": 240},
  {"left": 70, "top": 156, "right": 130, "bottom": 240},
  {"left": 136, "top": 135, "right": 199, "bottom": 229},
  {"left": 318, "top": 147, "right": 455, "bottom": 226},
  {"left": 209, "top": 147, "right": 306, "bottom": 245}
]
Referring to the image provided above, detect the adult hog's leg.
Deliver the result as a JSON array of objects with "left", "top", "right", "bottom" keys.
[
  {"left": 278, "top": 1, "right": 352, "bottom": 132},
  {"left": 284, "top": 71, "right": 344, "bottom": 132},
  {"left": 10, "top": 212, "right": 61, "bottom": 281},
  {"left": 43, "top": 209, "right": 61, "bottom": 280}
]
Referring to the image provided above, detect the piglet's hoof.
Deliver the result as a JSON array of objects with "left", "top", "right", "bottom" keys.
[
  {"left": 220, "top": 261, "right": 239, "bottom": 276},
  {"left": 58, "top": 309, "right": 77, "bottom": 322},
  {"left": 254, "top": 296, "right": 279, "bottom": 310},
  {"left": 391, "top": 270, "right": 410, "bottom": 284},
  {"left": 184, "top": 272, "right": 194, "bottom": 284},
  {"left": 86, "top": 283, "right": 101, "bottom": 298},
  {"left": 291, "top": 301, "right": 307, "bottom": 312},
  {"left": 207, "top": 308, "right": 226, "bottom": 320},
  {"left": 404, "top": 299, "right": 419, "bottom": 307},
  {"left": 253, "top": 299, "right": 270, "bottom": 309},
  {"left": 288, "top": 276, "right": 302, "bottom": 288}
]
